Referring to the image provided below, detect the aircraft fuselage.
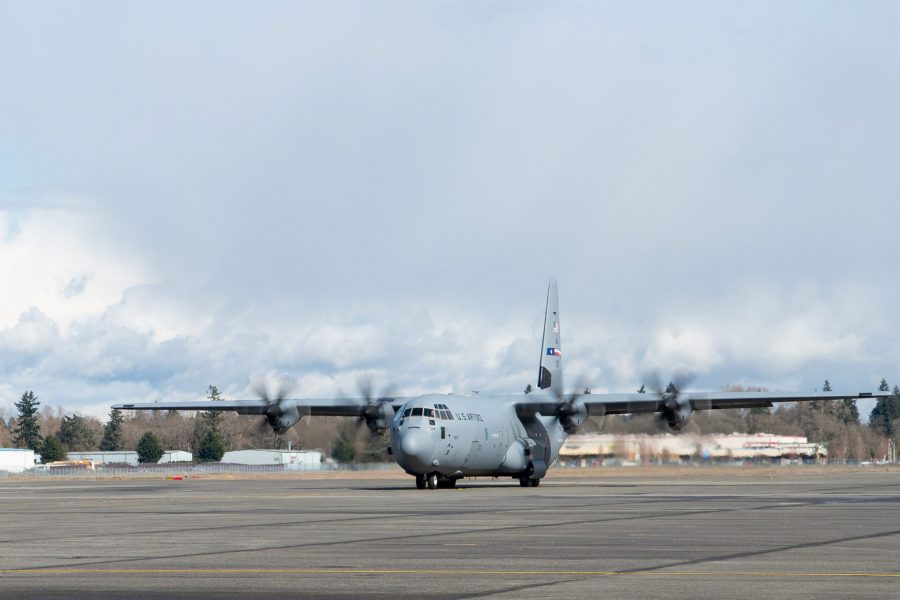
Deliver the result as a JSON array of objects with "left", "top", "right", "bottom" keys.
[{"left": 390, "top": 392, "right": 567, "bottom": 482}]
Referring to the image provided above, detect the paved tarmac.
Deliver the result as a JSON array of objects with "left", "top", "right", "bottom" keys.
[{"left": 1, "top": 468, "right": 899, "bottom": 599}]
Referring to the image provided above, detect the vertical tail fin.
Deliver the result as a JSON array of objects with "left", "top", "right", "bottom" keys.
[{"left": 537, "top": 279, "right": 562, "bottom": 396}]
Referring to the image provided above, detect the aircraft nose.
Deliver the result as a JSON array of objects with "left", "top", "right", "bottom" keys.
[{"left": 398, "top": 429, "right": 434, "bottom": 471}]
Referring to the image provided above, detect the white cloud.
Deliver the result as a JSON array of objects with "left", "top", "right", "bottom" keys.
[
  {"left": 0, "top": 206, "right": 151, "bottom": 331},
  {"left": 644, "top": 327, "right": 723, "bottom": 375}
]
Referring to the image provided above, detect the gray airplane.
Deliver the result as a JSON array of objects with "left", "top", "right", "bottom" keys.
[{"left": 114, "top": 281, "right": 886, "bottom": 489}]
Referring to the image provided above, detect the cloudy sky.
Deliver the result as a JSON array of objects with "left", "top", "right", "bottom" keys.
[{"left": 1, "top": 2, "right": 899, "bottom": 420}]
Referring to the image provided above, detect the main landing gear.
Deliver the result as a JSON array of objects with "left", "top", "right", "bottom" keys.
[
  {"left": 518, "top": 475, "right": 541, "bottom": 487},
  {"left": 415, "top": 473, "right": 458, "bottom": 490}
]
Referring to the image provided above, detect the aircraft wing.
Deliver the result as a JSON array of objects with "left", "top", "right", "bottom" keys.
[
  {"left": 112, "top": 397, "right": 405, "bottom": 417},
  {"left": 514, "top": 391, "right": 887, "bottom": 417}
]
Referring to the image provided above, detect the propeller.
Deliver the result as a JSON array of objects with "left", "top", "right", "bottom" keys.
[
  {"left": 253, "top": 375, "right": 298, "bottom": 434},
  {"left": 555, "top": 379, "right": 604, "bottom": 434},
  {"left": 644, "top": 370, "right": 695, "bottom": 431},
  {"left": 355, "top": 376, "right": 396, "bottom": 434}
]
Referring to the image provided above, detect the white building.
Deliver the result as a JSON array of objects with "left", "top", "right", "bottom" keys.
[
  {"left": 69, "top": 451, "right": 139, "bottom": 466},
  {"left": 222, "top": 449, "right": 323, "bottom": 470},
  {"left": 159, "top": 450, "right": 192, "bottom": 463},
  {"left": 68, "top": 450, "right": 192, "bottom": 465},
  {"left": 560, "top": 433, "right": 827, "bottom": 465},
  {"left": 0, "top": 448, "right": 38, "bottom": 473}
]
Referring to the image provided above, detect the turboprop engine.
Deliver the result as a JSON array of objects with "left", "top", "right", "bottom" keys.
[
  {"left": 264, "top": 403, "right": 303, "bottom": 434},
  {"left": 359, "top": 400, "right": 395, "bottom": 433},
  {"left": 660, "top": 394, "right": 693, "bottom": 431},
  {"left": 647, "top": 373, "right": 696, "bottom": 431},
  {"left": 356, "top": 379, "right": 396, "bottom": 434},
  {"left": 252, "top": 377, "right": 306, "bottom": 434},
  {"left": 557, "top": 397, "right": 588, "bottom": 434}
]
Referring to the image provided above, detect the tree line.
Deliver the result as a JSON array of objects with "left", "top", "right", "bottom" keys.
[
  {"left": 3, "top": 380, "right": 900, "bottom": 464},
  {"left": 1, "top": 386, "right": 259, "bottom": 464}
]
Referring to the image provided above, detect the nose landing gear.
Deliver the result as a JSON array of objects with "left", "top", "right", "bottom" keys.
[{"left": 415, "top": 472, "right": 456, "bottom": 490}]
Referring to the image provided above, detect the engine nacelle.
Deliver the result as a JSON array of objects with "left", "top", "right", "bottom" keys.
[
  {"left": 661, "top": 397, "right": 693, "bottom": 431},
  {"left": 363, "top": 403, "right": 395, "bottom": 434},
  {"left": 268, "top": 405, "right": 302, "bottom": 434},
  {"left": 558, "top": 398, "right": 588, "bottom": 434}
]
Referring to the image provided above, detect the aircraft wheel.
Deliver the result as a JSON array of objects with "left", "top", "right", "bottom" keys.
[
  {"left": 415, "top": 475, "right": 426, "bottom": 490},
  {"left": 427, "top": 472, "right": 439, "bottom": 490},
  {"left": 518, "top": 475, "right": 530, "bottom": 487},
  {"left": 438, "top": 477, "right": 457, "bottom": 489},
  {"left": 530, "top": 478, "right": 541, "bottom": 487}
]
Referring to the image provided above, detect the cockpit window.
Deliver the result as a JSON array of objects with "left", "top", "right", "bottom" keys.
[
  {"left": 403, "top": 409, "right": 412, "bottom": 417},
  {"left": 423, "top": 408, "right": 435, "bottom": 417},
  {"left": 411, "top": 407, "right": 423, "bottom": 416}
]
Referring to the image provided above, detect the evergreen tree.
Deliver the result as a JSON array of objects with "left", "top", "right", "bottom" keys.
[
  {"left": 13, "top": 391, "right": 42, "bottom": 451},
  {"left": 192, "top": 385, "right": 226, "bottom": 455},
  {"left": 196, "top": 429, "right": 226, "bottom": 462},
  {"left": 100, "top": 409, "right": 125, "bottom": 451},
  {"left": 136, "top": 431, "right": 164, "bottom": 463},
  {"left": 840, "top": 399, "right": 860, "bottom": 424},
  {"left": 524, "top": 384, "right": 533, "bottom": 394},
  {"left": 358, "top": 432, "right": 391, "bottom": 463},
  {"left": 870, "top": 382, "right": 900, "bottom": 437},
  {"left": 202, "top": 385, "right": 224, "bottom": 429},
  {"left": 637, "top": 384, "right": 646, "bottom": 394},
  {"left": 58, "top": 414, "right": 96, "bottom": 451},
  {"left": 331, "top": 426, "right": 356, "bottom": 463},
  {"left": 39, "top": 434, "right": 67, "bottom": 462},
  {"left": 812, "top": 379, "right": 837, "bottom": 414}
]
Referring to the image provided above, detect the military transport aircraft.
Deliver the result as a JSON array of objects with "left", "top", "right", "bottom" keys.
[{"left": 114, "top": 281, "right": 886, "bottom": 489}]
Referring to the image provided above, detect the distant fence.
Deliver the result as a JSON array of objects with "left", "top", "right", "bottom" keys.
[
  {"left": 0, "top": 461, "right": 401, "bottom": 478},
  {"left": 4, "top": 459, "right": 894, "bottom": 479}
]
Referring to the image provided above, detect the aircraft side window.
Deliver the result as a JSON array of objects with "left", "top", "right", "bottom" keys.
[
  {"left": 440, "top": 410, "right": 449, "bottom": 420},
  {"left": 424, "top": 408, "right": 434, "bottom": 417},
  {"left": 429, "top": 419, "right": 435, "bottom": 425},
  {"left": 403, "top": 409, "right": 412, "bottom": 417},
  {"left": 412, "top": 407, "right": 423, "bottom": 416},
  {"left": 446, "top": 412, "right": 453, "bottom": 420}
]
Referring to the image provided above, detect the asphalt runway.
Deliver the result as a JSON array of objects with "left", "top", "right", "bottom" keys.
[{"left": 1, "top": 469, "right": 899, "bottom": 599}]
